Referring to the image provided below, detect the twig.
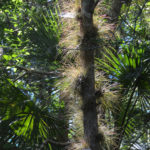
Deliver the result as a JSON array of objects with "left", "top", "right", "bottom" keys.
[
  {"left": 13, "top": 72, "right": 27, "bottom": 82},
  {"left": 133, "top": 0, "right": 149, "bottom": 35}
]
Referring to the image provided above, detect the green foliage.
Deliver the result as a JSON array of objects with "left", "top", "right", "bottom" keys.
[
  {"left": 97, "top": 44, "right": 150, "bottom": 149},
  {"left": 0, "top": 0, "right": 66, "bottom": 150},
  {"left": 1, "top": 0, "right": 150, "bottom": 149},
  {"left": 97, "top": 44, "right": 150, "bottom": 93},
  {"left": 0, "top": 77, "right": 66, "bottom": 150},
  {"left": 96, "top": 2, "right": 150, "bottom": 147}
]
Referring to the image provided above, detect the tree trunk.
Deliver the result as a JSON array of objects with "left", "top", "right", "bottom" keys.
[
  {"left": 78, "top": 0, "right": 102, "bottom": 150},
  {"left": 109, "top": 0, "right": 132, "bottom": 22},
  {"left": 109, "top": 0, "right": 122, "bottom": 22}
]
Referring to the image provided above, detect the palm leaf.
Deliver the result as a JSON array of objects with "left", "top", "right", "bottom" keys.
[{"left": 0, "top": 79, "right": 66, "bottom": 150}]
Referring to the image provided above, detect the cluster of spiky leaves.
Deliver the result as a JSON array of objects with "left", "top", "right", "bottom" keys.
[
  {"left": 0, "top": 78, "right": 66, "bottom": 150},
  {"left": 96, "top": 1, "right": 150, "bottom": 149}
]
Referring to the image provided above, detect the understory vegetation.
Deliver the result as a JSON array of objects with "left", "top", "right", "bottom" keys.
[{"left": 0, "top": 0, "right": 150, "bottom": 150}]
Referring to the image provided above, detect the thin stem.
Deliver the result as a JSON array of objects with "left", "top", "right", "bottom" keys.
[
  {"left": 122, "top": 95, "right": 139, "bottom": 136},
  {"left": 121, "top": 85, "right": 137, "bottom": 127}
]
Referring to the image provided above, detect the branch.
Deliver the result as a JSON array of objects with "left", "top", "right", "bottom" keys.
[
  {"left": 133, "top": 0, "right": 149, "bottom": 35},
  {"left": 15, "top": 65, "right": 59, "bottom": 76},
  {"left": 0, "top": 64, "right": 61, "bottom": 76},
  {"left": 39, "top": 139, "right": 71, "bottom": 150},
  {"left": 92, "top": 0, "right": 101, "bottom": 10},
  {"left": 94, "top": 0, "right": 100, "bottom": 7},
  {"left": 13, "top": 72, "right": 27, "bottom": 82}
]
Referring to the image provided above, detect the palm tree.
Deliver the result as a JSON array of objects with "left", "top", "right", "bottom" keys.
[
  {"left": 97, "top": 44, "right": 150, "bottom": 149},
  {"left": 76, "top": 0, "right": 104, "bottom": 149},
  {"left": 0, "top": 78, "right": 69, "bottom": 150}
]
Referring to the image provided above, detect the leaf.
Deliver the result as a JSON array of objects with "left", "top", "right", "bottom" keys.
[
  {"left": 146, "top": 2, "right": 150, "bottom": 6},
  {"left": 13, "top": 68, "right": 17, "bottom": 72},
  {"left": 3, "top": 55, "right": 12, "bottom": 60},
  {"left": 132, "top": 59, "right": 136, "bottom": 69},
  {"left": 12, "top": 54, "right": 17, "bottom": 58}
]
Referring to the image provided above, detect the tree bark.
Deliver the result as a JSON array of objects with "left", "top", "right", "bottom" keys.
[
  {"left": 78, "top": 0, "right": 102, "bottom": 150},
  {"left": 108, "top": 0, "right": 132, "bottom": 22},
  {"left": 109, "top": 0, "right": 122, "bottom": 22}
]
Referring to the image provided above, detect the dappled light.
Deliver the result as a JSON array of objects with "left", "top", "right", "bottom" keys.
[{"left": 0, "top": 0, "right": 150, "bottom": 150}]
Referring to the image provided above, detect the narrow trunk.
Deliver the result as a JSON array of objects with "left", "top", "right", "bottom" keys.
[
  {"left": 108, "top": 1, "right": 132, "bottom": 150},
  {"left": 108, "top": 1, "right": 132, "bottom": 149},
  {"left": 78, "top": 0, "right": 102, "bottom": 149},
  {"left": 109, "top": 0, "right": 122, "bottom": 22}
]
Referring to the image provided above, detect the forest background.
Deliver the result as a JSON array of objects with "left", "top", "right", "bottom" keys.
[{"left": 0, "top": 0, "right": 150, "bottom": 150}]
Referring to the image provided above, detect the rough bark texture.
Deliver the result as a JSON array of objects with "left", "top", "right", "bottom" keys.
[{"left": 78, "top": 0, "right": 102, "bottom": 150}]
